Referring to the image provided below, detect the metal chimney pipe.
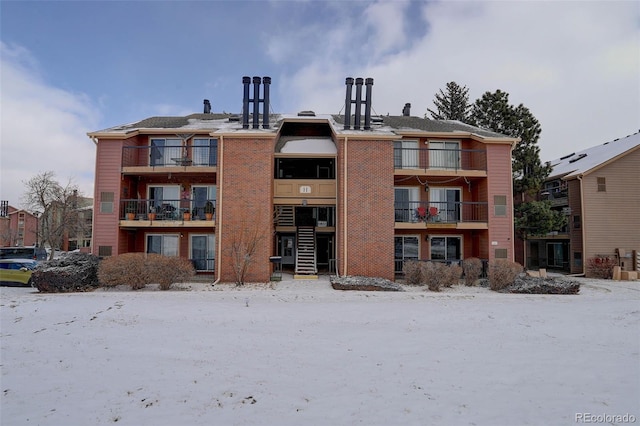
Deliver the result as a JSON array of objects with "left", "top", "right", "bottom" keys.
[
  {"left": 242, "top": 76, "right": 251, "bottom": 129},
  {"left": 402, "top": 103, "right": 411, "bottom": 116},
  {"left": 262, "top": 76, "right": 271, "bottom": 129},
  {"left": 354, "top": 77, "right": 363, "bottom": 130},
  {"left": 364, "top": 78, "right": 373, "bottom": 130},
  {"left": 252, "top": 76, "right": 261, "bottom": 129},
  {"left": 203, "top": 99, "right": 211, "bottom": 114},
  {"left": 344, "top": 77, "right": 354, "bottom": 130}
]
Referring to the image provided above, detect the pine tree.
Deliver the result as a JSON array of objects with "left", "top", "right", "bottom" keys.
[
  {"left": 427, "top": 81, "right": 471, "bottom": 122},
  {"left": 469, "top": 90, "right": 551, "bottom": 195}
]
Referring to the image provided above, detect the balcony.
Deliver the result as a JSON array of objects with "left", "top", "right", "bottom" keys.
[
  {"left": 394, "top": 201, "right": 488, "bottom": 228},
  {"left": 540, "top": 187, "right": 568, "bottom": 207},
  {"left": 394, "top": 148, "right": 486, "bottom": 175},
  {"left": 120, "top": 199, "right": 216, "bottom": 227},
  {"left": 122, "top": 145, "right": 217, "bottom": 174}
]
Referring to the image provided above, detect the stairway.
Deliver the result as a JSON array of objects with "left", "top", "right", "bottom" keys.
[{"left": 295, "top": 226, "right": 317, "bottom": 275}]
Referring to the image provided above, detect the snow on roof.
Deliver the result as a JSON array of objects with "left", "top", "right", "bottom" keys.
[
  {"left": 548, "top": 131, "right": 640, "bottom": 179},
  {"left": 279, "top": 137, "right": 337, "bottom": 154}
]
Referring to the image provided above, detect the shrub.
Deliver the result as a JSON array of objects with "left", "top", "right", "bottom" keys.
[
  {"left": 32, "top": 253, "right": 101, "bottom": 293},
  {"left": 586, "top": 256, "right": 616, "bottom": 279},
  {"left": 462, "top": 257, "right": 483, "bottom": 286},
  {"left": 146, "top": 254, "right": 195, "bottom": 290},
  {"left": 403, "top": 260, "right": 423, "bottom": 285},
  {"left": 443, "top": 264, "right": 462, "bottom": 287},
  {"left": 488, "top": 259, "right": 523, "bottom": 291},
  {"left": 98, "top": 253, "right": 150, "bottom": 290},
  {"left": 98, "top": 253, "right": 195, "bottom": 291},
  {"left": 421, "top": 262, "right": 449, "bottom": 292}
]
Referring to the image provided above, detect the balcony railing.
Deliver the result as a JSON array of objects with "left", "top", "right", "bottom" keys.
[
  {"left": 394, "top": 148, "right": 486, "bottom": 171},
  {"left": 121, "top": 199, "right": 216, "bottom": 221},
  {"left": 122, "top": 144, "right": 218, "bottom": 168},
  {"left": 394, "top": 201, "right": 488, "bottom": 223}
]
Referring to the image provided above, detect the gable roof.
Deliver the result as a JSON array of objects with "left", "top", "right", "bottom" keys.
[{"left": 548, "top": 131, "right": 640, "bottom": 180}]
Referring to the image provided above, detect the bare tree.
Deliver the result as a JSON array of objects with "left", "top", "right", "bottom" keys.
[{"left": 22, "top": 171, "right": 84, "bottom": 259}]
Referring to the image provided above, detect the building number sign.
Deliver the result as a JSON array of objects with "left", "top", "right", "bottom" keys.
[{"left": 299, "top": 186, "right": 312, "bottom": 194}]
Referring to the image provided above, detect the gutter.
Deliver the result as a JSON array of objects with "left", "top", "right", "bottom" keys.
[
  {"left": 213, "top": 135, "right": 224, "bottom": 285},
  {"left": 342, "top": 136, "right": 348, "bottom": 277},
  {"left": 577, "top": 174, "right": 586, "bottom": 276}
]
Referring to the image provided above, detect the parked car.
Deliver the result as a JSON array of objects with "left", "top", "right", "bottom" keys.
[
  {"left": 0, "top": 246, "right": 47, "bottom": 261},
  {"left": 0, "top": 259, "right": 38, "bottom": 287}
]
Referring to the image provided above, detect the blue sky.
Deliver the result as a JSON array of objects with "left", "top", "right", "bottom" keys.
[{"left": 1, "top": 0, "right": 638, "bottom": 206}]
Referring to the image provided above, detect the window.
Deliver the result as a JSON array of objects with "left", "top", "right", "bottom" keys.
[
  {"left": 394, "top": 140, "right": 419, "bottom": 168},
  {"left": 148, "top": 185, "right": 180, "bottom": 219},
  {"left": 190, "top": 234, "right": 215, "bottom": 271},
  {"left": 429, "top": 141, "right": 460, "bottom": 170},
  {"left": 495, "top": 248, "right": 508, "bottom": 259},
  {"left": 394, "top": 187, "right": 421, "bottom": 222},
  {"left": 430, "top": 236, "right": 461, "bottom": 262},
  {"left": 100, "top": 192, "right": 114, "bottom": 214},
  {"left": 494, "top": 195, "right": 507, "bottom": 216},
  {"left": 430, "top": 188, "right": 461, "bottom": 222},
  {"left": 146, "top": 234, "right": 179, "bottom": 257},
  {"left": 98, "top": 246, "right": 112, "bottom": 257},
  {"left": 597, "top": 177, "right": 606, "bottom": 192},
  {"left": 191, "top": 186, "right": 216, "bottom": 220},
  {"left": 573, "top": 252, "right": 582, "bottom": 267},
  {"left": 395, "top": 236, "right": 419, "bottom": 272},
  {"left": 150, "top": 138, "right": 182, "bottom": 167},
  {"left": 275, "top": 158, "right": 335, "bottom": 179},
  {"left": 192, "top": 138, "right": 218, "bottom": 166},
  {"left": 573, "top": 215, "right": 581, "bottom": 229}
]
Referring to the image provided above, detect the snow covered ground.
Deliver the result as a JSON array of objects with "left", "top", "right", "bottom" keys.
[{"left": 1, "top": 276, "right": 638, "bottom": 426}]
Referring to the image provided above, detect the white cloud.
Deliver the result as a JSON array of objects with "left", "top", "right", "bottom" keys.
[
  {"left": 276, "top": 1, "right": 639, "bottom": 161},
  {"left": 0, "top": 42, "right": 99, "bottom": 208}
]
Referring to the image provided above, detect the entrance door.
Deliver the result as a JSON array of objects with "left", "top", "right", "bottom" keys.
[
  {"left": 316, "top": 234, "right": 333, "bottom": 270},
  {"left": 281, "top": 235, "right": 295, "bottom": 265},
  {"left": 430, "top": 236, "right": 461, "bottom": 263}
]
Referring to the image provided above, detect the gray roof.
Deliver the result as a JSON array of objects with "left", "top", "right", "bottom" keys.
[
  {"left": 548, "top": 131, "right": 640, "bottom": 179},
  {"left": 93, "top": 112, "right": 511, "bottom": 140}
]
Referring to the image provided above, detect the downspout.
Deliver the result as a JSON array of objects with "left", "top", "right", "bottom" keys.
[
  {"left": 577, "top": 174, "right": 586, "bottom": 276},
  {"left": 213, "top": 135, "right": 224, "bottom": 285},
  {"left": 510, "top": 140, "right": 517, "bottom": 262},
  {"left": 342, "top": 136, "right": 348, "bottom": 277}
]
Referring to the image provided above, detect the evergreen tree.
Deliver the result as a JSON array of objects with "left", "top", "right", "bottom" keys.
[
  {"left": 427, "top": 81, "right": 471, "bottom": 122},
  {"left": 514, "top": 200, "right": 567, "bottom": 239},
  {"left": 469, "top": 90, "right": 551, "bottom": 195}
]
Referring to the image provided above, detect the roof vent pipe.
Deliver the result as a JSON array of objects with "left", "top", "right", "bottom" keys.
[
  {"left": 364, "top": 78, "right": 373, "bottom": 130},
  {"left": 262, "top": 76, "right": 271, "bottom": 129},
  {"left": 344, "top": 78, "right": 354, "bottom": 130},
  {"left": 402, "top": 103, "right": 411, "bottom": 116},
  {"left": 353, "top": 78, "right": 364, "bottom": 130},
  {"left": 242, "top": 76, "right": 251, "bottom": 129},
  {"left": 203, "top": 99, "right": 211, "bottom": 114},
  {"left": 252, "top": 76, "right": 261, "bottom": 129}
]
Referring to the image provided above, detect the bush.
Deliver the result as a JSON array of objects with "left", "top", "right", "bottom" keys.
[
  {"left": 420, "top": 262, "right": 447, "bottom": 292},
  {"left": 488, "top": 259, "right": 523, "bottom": 291},
  {"left": 98, "top": 253, "right": 150, "bottom": 290},
  {"left": 98, "top": 253, "right": 195, "bottom": 290},
  {"left": 462, "top": 257, "right": 483, "bottom": 286},
  {"left": 145, "top": 254, "right": 195, "bottom": 290},
  {"left": 586, "top": 256, "right": 617, "bottom": 279},
  {"left": 403, "top": 260, "right": 423, "bottom": 286},
  {"left": 32, "top": 253, "right": 100, "bottom": 293},
  {"left": 444, "top": 264, "right": 462, "bottom": 287}
]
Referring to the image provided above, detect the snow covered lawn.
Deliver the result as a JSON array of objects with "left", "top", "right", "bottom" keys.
[{"left": 1, "top": 277, "right": 638, "bottom": 426}]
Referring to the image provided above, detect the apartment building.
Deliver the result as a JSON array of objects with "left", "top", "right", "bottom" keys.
[
  {"left": 88, "top": 77, "right": 518, "bottom": 282},
  {"left": 525, "top": 131, "right": 640, "bottom": 275},
  {"left": 0, "top": 201, "right": 39, "bottom": 247}
]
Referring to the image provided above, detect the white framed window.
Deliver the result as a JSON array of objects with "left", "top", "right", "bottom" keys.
[
  {"left": 148, "top": 185, "right": 180, "bottom": 218},
  {"left": 429, "top": 140, "right": 460, "bottom": 170},
  {"left": 430, "top": 235, "right": 462, "bottom": 262},
  {"left": 394, "top": 140, "right": 419, "bottom": 168},
  {"left": 190, "top": 234, "right": 215, "bottom": 271},
  {"left": 192, "top": 138, "right": 218, "bottom": 166},
  {"left": 191, "top": 185, "right": 217, "bottom": 220},
  {"left": 100, "top": 192, "right": 114, "bottom": 214},
  {"left": 395, "top": 235, "right": 419, "bottom": 272},
  {"left": 429, "top": 187, "right": 461, "bottom": 222},
  {"left": 146, "top": 234, "right": 179, "bottom": 257},
  {"left": 394, "top": 187, "right": 421, "bottom": 222},
  {"left": 149, "top": 138, "right": 183, "bottom": 166}
]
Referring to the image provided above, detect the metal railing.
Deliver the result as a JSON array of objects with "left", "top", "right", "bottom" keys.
[
  {"left": 394, "top": 201, "right": 488, "bottom": 223},
  {"left": 122, "top": 144, "right": 218, "bottom": 168},
  {"left": 394, "top": 148, "right": 486, "bottom": 171},
  {"left": 189, "top": 258, "right": 215, "bottom": 272},
  {"left": 121, "top": 199, "right": 216, "bottom": 221}
]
